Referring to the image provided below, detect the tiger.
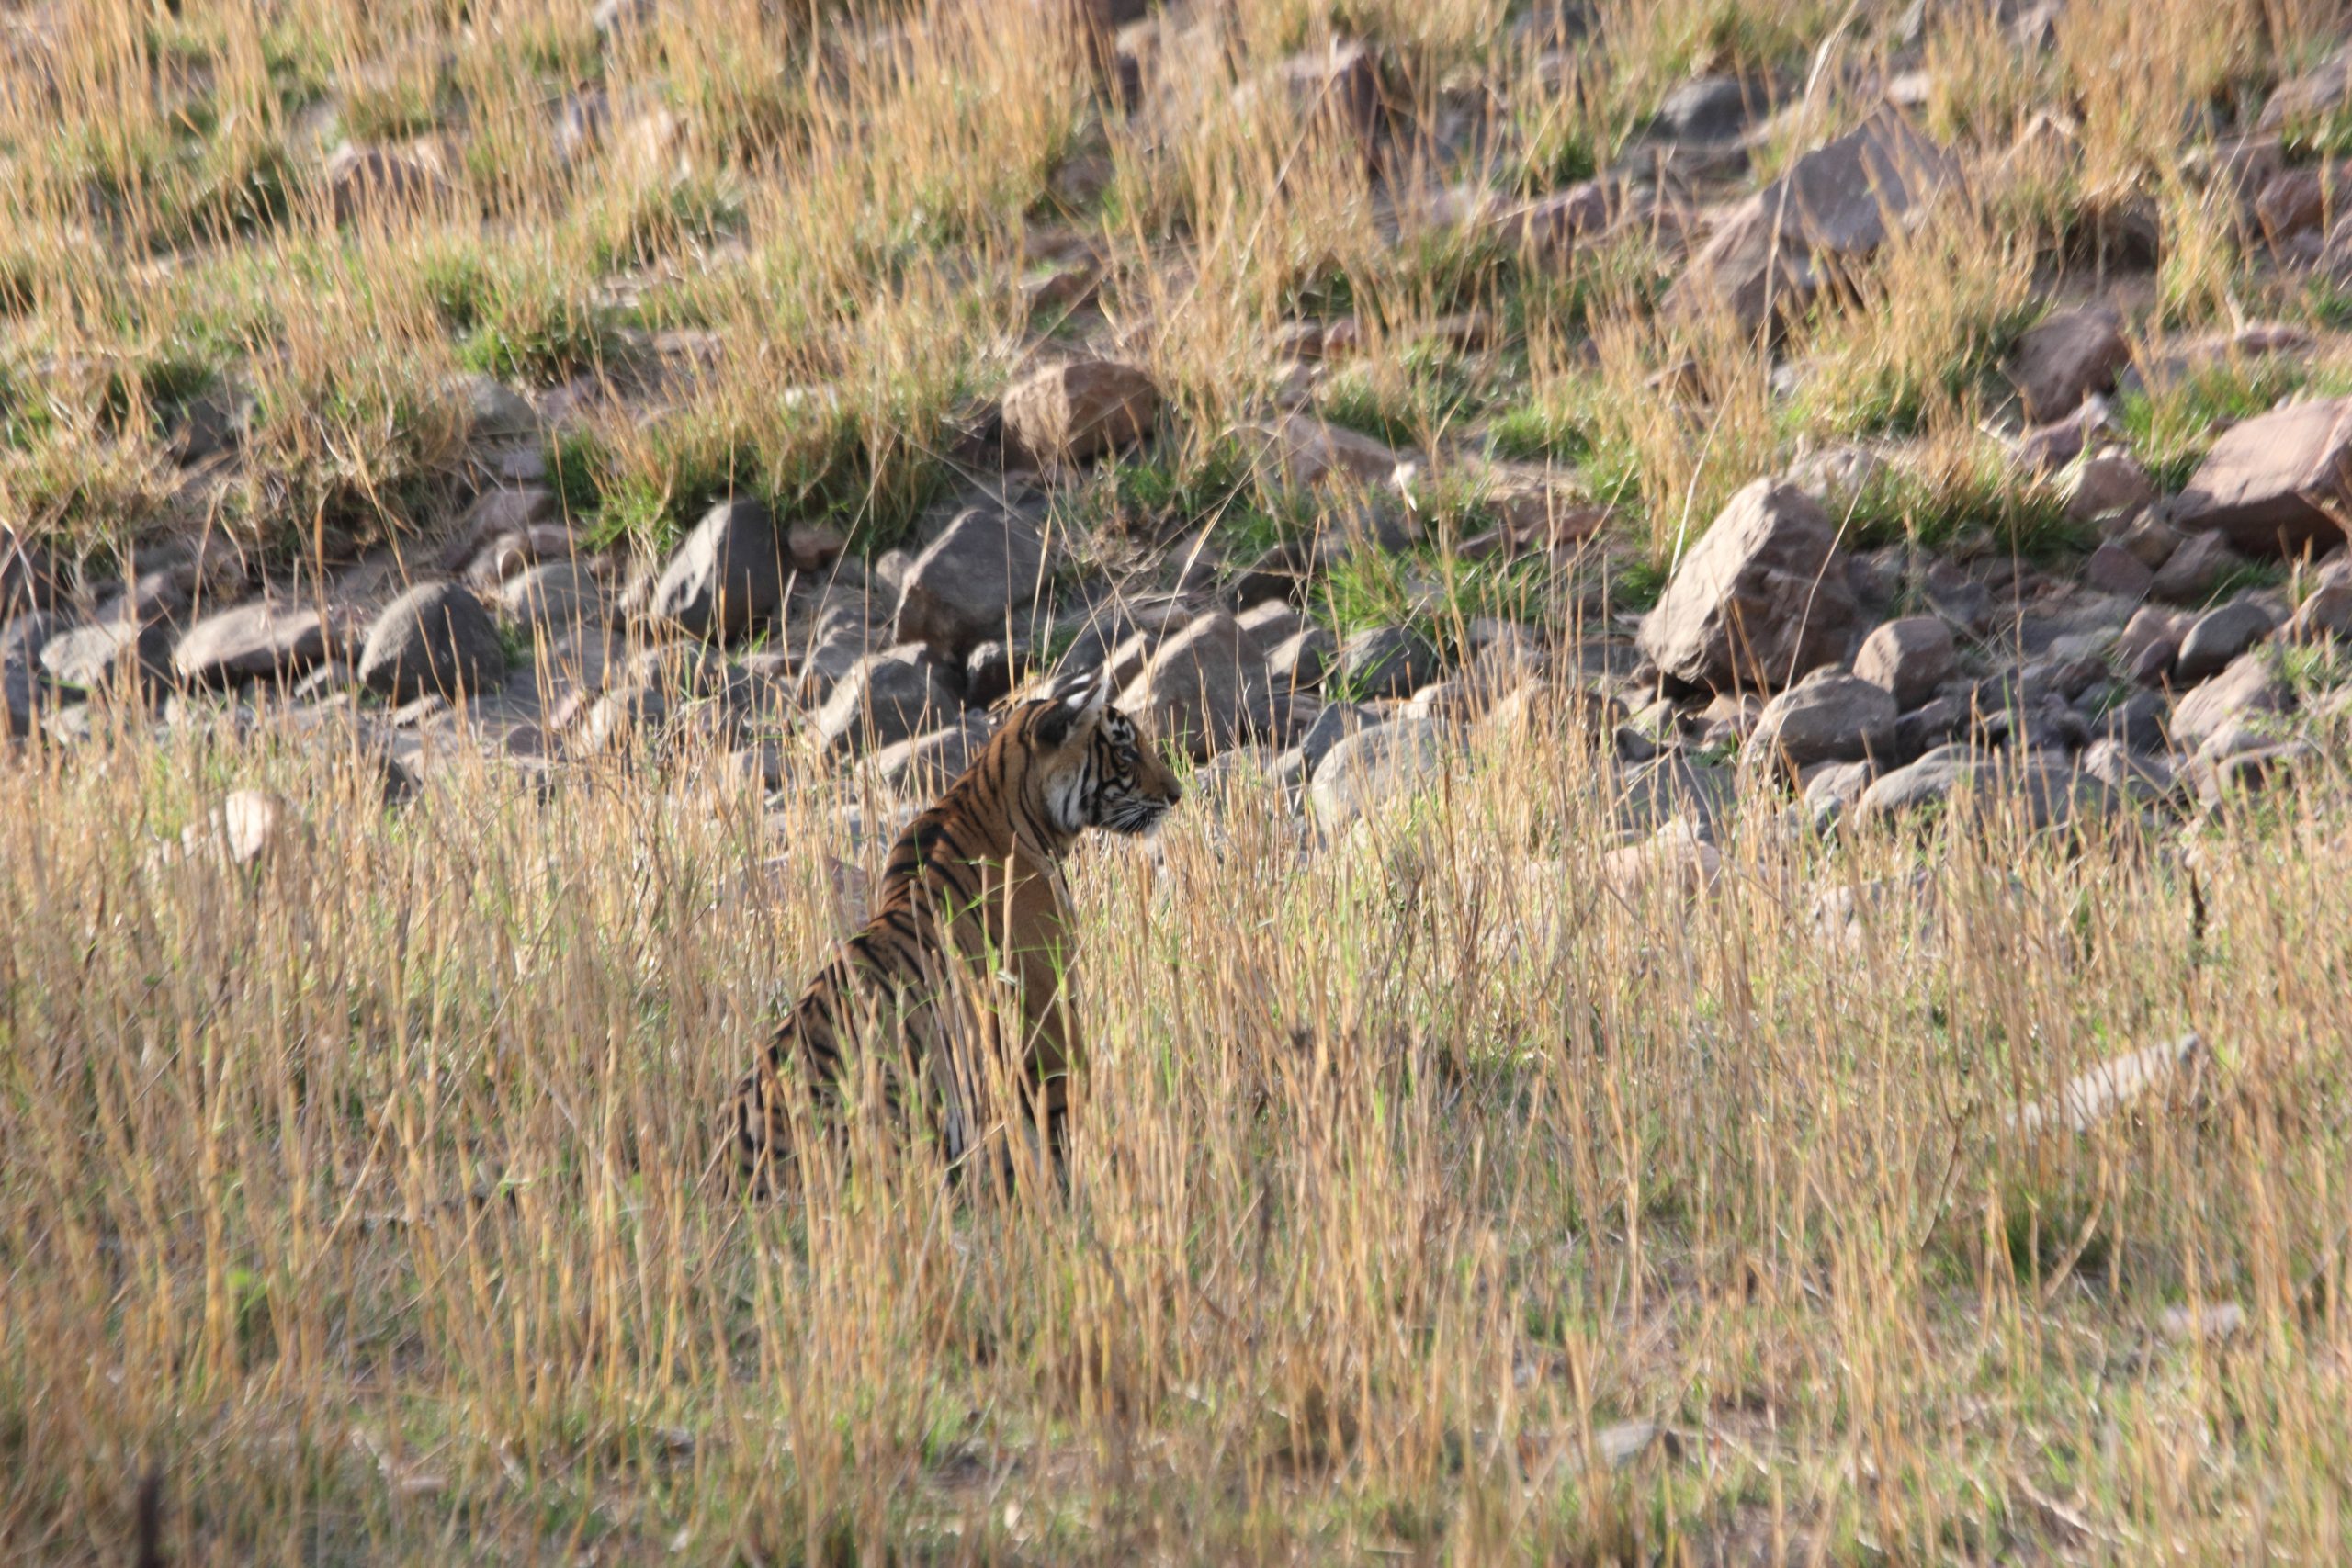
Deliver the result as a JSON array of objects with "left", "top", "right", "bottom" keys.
[{"left": 722, "top": 669, "right": 1182, "bottom": 1197}]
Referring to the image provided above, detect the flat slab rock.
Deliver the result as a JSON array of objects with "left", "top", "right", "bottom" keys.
[{"left": 1637, "top": 479, "right": 1861, "bottom": 693}]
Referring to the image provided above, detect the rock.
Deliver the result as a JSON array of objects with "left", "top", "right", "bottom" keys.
[
  {"left": 2149, "top": 531, "right": 2239, "bottom": 604},
  {"left": 1852, "top": 615, "right": 1954, "bottom": 708},
  {"left": 1921, "top": 558, "right": 1992, "bottom": 636},
  {"left": 963, "top": 640, "right": 1016, "bottom": 708},
  {"left": 498, "top": 561, "right": 605, "bottom": 636},
  {"left": 1228, "top": 413, "right": 1411, "bottom": 491},
  {"left": 1334, "top": 625, "right": 1442, "bottom": 700},
  {"left": 172, "top": 600, "right": 336, "bottom": 687},
  {"left": 1894, "top": 693, "right": 1967, "bottom": 758},
  {"left": 1600, "top": 824, "right": 1723, "bottom": 903},
  {"left": 40, "top": 617, "right": 174, "bottom": 698},
  {"left": 2191, "top": 738, "right": 2316, "bottom": 804},
  {"left": 2255, "top": 163, "right": 2349, "bottom": 242},
  {"left": 815, "top": 647, "right": 956, "bottom": 757},
  {"left": 443, "top": 372, "right": 537, "bottom": 441},
  {"left": 185, "top": 789, "right": 308, "bottom": 869},
  {"left": 439, "top": 486, "right": 561, "bottom": 572},
  {"left": 2171, "top": 398, "right": 2352, "bottom": 558},
  {"left": 2288, "top": 564, "right": 2352, "bottom": 641},
  {"left": 1664, "top": 108, "right": 1958, "bottom": 334},
  {"left": 1001, "top": 359, "right": 1159, "bottom": 467},
  {"left": 2083, "top": 541, "right": 2154, "bottom": 600},
  {"left": 2094, "top": 688, "right": 2170, "bottom": 752},
  {"left": 1490, "top": 181, "right": 1618, "bottom": 258},
  {"left": 1856, "top": 747, "right": 2112, "bottom": 830},
  {"left": 2007, "top": 305, "right": 2131, "bottom": 424},
  {"left": 2014, "top": 399, "right": 2117, "bottom": 476},
  {"left": 2113, "top": 513, "right": 2183, "bottom": 570},
  {"left": 786, "top": 521, "right": 847, "bottom": 574},
  {"left": 2117, "top": 605, "right": 2185, "bottom": 686},
  {"left": 866, "top": 714, "right": 995, "bottom": 796},
  {"left": 2175, "top": 600, "right": 2278, "bottom": 686},
  {"left": 322, "top": 141, "right": 449, "bottom": 223},
  {"left": 356, "top": 581, "right": 507, "bottom": 702},
  {"left": 2014, "top": 1034, "right": 2207, "bottom": 1136},
  {"left": 893, "top": 507, "right": 1049, "bottom": 661},
  {"left": 650, "top": 497, "right": 788, "bottom": 640},
  {"left": 2256, "top": 49, "right": 2352, "bottom": 137},
  {"left": 1614, "top": 755, "right": 1736, "bottom": 837},
  {"left": 1654, "top": 74, "right": 1762, "bottom": 142},
  {"left": 1746, "top": 673, "right": 1898, "bottom": 774},
  {"left": 1236, "top": 599, "right": 1305, "bottom": 648},
  {"left": 1296, "top": 701, "right": 1383, "bottom": 771},
  {"left": 1, "top": 529, "right": 55, "bottom": 617},
  {"left": 1637, "top": 479, "right": 1860, "bottom": 693},
  {"left": 1266, "top": 626, "right": 1335, "bottom": 690},
  {"left": 2081, "top": 736, "right": 2176, "bottom": 800},
  {"left": 1114, "top": 610, "right": 1274, "bottom": 761},
  {"left": 2172, "top": 650, "right": 2293, "bottom": 756},
  {"left": 2067, "top": 453, "right": 2155, "bottom": 524},
  {"left": 1307, "top": 715, "right": 1450, "bottom": 834}
]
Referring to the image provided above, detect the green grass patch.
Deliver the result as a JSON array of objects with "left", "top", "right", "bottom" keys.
[{"left": 2115, "top": 356, "right": 2331, "bottom": 491}]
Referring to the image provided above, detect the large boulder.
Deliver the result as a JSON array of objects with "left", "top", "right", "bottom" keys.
[
  {"left": 1114, "top": 610, "right": 1275, "bottom": 761},
  {"left": 1637, "top": 479, "right": 1861, "bottom": 693},
  {"left": 172, "top": 599, "right": 337, "bottom": 687},
  {"left": 1334, "top": 625, "right": 1442, "bottom": 700},
  {"left": 2172, "top": 398, "right": 2352, "bottom": 558},
  {"left": 650, "top": 497, "right": 789, "bottom": 640},
  {"left": 2004, "top": 305, "right": 2131, "bottom": 424},
  {"left": 1001, "top": 359, "right": 1159, "bottom": 467},
  {"left": 1664, "top": 109, "right": 1958, "bottom": 333},
  {"left": 894, "top": 507, "right": 1049, "bottom": 660},
  {"left": 815, "top": 646, "right": 956, "bottom": 757},
  {"left": 357, "top": 581, "right": 508, "bottom": 702},
  {"left": 1745, "top": 673, "right": 1897, "bottom": 774}
]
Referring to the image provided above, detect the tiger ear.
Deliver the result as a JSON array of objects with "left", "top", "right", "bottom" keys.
[{"left": 1035, "top": 670, "right": 1107, "bottom": 746}]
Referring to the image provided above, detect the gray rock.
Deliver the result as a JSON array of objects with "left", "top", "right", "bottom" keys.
[
  {"left": 1746, "top": 673, "right": 1898, "bottom": 774},
  {"left": 1615, "top": 755, "right": 1736, "bottom": 837},
  {"left": 1856, "top": 747, "right": 2113, "bottom": 830},
  {"left": 2066, "top": 453, "right": 2156, "bottom": 524},
  {"left": 2190, "top": 739, "right": 2316, "bottom": 806},
  {"left": 2093, "top": 688, "right": 2169, "bottom": 752},
  {"left": 323, "top": 141, "right": 450, "bottom": 223},
  {"left": 2081, "top": 736, "right": 2177, "bottom": 801},
  {"left": 2083, "top": 541, "right": 2154, "bottom": 600},
  {"left": 2149, "top": 530, "right": 2240, "bottom": 604},
  {"left": 1001, "top": 359, "right": 1159, "bottom": 467},
  {"left": 498, "top": 561, "right": 605, "bottom": 636},
  {"left": 1894, "top": 693, "right": 1967, "bottom": 759},
  {"left": 2175, "top": 600, "right": 2278, "bottom": 685},
  {"left": 1637, "top": 479, "right": 1861, "bottom": 692},
  {"left": 3, "top": 639, "right": 42, "bottom": 737},
  {"left": 1266, "top": 626, "right": 1335, "bottom": 690},
  {"left": 444, "top": 372, "right": 538, "bottom": 442},
  {"left": 40, "top": 617, "right": 174, "bottom": 698},
  {"left": 438, "top": 486, "right": 561, "bottom": 572},
  {"left": 2287, "top": 561, "right": 2352, "bottom": 642},
  {"left": 1296, "top": 701, "right": 1383, "bottom": 771},
  {"left": 1307, "top": 715, "right": 1451, "bottom": 834},
  {"left": 1654, "top": 74, "right": 1761, "bottom": 142},
  {"left": 2006, "top": 305, "right": 2131, "bottom": 424},
  {"left": 357, "top": 581, "right": 507, "bottom": 702},
  {"left": 2172, "top": 398, "right": 2352, "bottom": 558},
  {"left": 893, "top": 507, "right": 1048, "bottom": 660},
  {"left": 2171, "top": 651, "right": 2292, "bottom": 755},
  {"left": 1114, "top": 610, "right": 1275, "bottom": 761},
  {"left": 963, "top": 640, "right": 1016, "bottom": 708},
  {"left": 650, "top": 497, "right": 788, "bottom": 641},
  {"left": 1335, "top": 625, "right": 1442, "bottom": 700},
  {"left": 1852, "top": 615, "right": 1954, "bottom": 708},
  {"left": 172, "top": 600, "right": 337, "bottom": 688},
  {"left": 815, "top": 646, "right": 956, "bottom": 757},
  {"left": 1664, "top": 108, "right": 1959, "bottom": 333}
]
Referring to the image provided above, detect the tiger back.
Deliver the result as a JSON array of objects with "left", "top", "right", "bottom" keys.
[{"left": 723, "top": 671, "right": 1181, "bottom": 1195}]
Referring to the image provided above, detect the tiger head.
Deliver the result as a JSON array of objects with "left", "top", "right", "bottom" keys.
[{"left": 1019, "top": 670, "right": 1182, "bottom": 838}]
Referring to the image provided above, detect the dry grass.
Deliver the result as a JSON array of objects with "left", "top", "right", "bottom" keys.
[
  {"left": 7, "top": 708, "right": 2352, "bottom": 1562},
  {"left": 10, "top": 0, "right": 2352, "bottom": 1561}
]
